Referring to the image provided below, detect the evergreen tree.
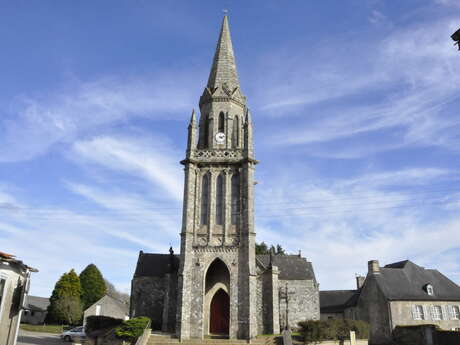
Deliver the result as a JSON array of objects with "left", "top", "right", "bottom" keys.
[
  {"left": 276, "top": 244, "right": 286, "bottom": 255},
  {"left": 255, "top": 242, "right": 268, "bottom": 255},
  {"left": 47, "top": 269, "right": 82, "bottom": 324},
  {"left": 80, "top": 264, "right": 107, "bottom": 310},
  {"left": 255, "top": 242, "right": 286, "bottom": 255}
]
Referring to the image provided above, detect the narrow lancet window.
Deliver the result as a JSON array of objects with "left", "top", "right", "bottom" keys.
[
  {"left": 216, "top": 173, "right": 224, "bottom": 225},
  {"left": 202, "top": 119, "right": 209, "bottom": 148},
  {"left": 218, "top": 112, "right": 225, "bottom": 133},
  {"left": 201, "top": 173, "right": 209, "bottom": 225},
  {"left": 232, "top": 116, "right": 239, "bottom": 148},
  {"left": 231, "top": 173, "right": 240, "bottom": 225}
]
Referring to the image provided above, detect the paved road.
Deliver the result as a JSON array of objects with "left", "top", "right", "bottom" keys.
[{"left": 17, "top": 330, "right": 67, "bottom": 345}]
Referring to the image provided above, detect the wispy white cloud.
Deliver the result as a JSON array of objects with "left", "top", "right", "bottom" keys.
[
  {"left": 256, "top": 167, "right": 460, "bottom": 289},
  {"left": 72, "top": 135, "right": 184, "bottom": 200},
  {"left": 66, "top": 182, "right": 180, "bottom": 238},
  {"left": 0, "top": 71, "right": 199, "bottom": 162},
  {"left": 0, "top": 180, "right": 179, "bottom": 296},
  {"left": 254, "top": 17, "right": 460, "bottom": 157},
  {"left": 339, "top": 168, "right": 454, "bottom": 188},
  {"left": 434, "top": 0, "right": 460, "bottom": 8},
  {"left": 368, "top": 10, "right": 392, "bottom": 28}
]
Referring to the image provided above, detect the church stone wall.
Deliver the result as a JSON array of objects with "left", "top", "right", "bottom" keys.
[
  {"left": 131, "top": 276, "right": 168, "bottom": 330},
  {"left": 256, "top": 274, "right": 264, "bottom": 334},
  {"left": 179, "top": 249, "right": 242, "bottom": 339},
  {"left": 279, "top": 279, "right": 320, "bottom": 330},
  {"left": 163, "top": 273, "right": 178, "bottom": 332}
]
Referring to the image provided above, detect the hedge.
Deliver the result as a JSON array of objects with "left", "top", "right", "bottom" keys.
[
  {"left": 85, "top": 315, "right": 123, "bottom": 335},
  {"left": 298, "top": 319, "right": 369, "bottom": 342},
  {"left": 393, "top": 325, "right": 438, "bottom": 345},
  {"left": 114, "top": 316, "right": 151, "bottom": 341}
]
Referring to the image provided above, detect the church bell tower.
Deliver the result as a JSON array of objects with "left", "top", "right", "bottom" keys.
[{"left": 176, "top": 15, "right": 258, "bottom": 340}]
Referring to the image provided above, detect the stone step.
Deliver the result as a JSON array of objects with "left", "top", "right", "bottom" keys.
[
  {"left": 148, "top": 342, "right": 252, "bottom": 345},
  {"left": 148, "top": 341, "right": 249, "bottom": 344},
  {"left": 147, "top": 341, "right": 252, "bottom": 345},
  {"left": 147, "top": 335, "right": 280, "bottom": 345}
]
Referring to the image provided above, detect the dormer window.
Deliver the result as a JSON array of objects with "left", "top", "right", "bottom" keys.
[{"left": 424, "top": 283, "right": 434, "bottom": 296}]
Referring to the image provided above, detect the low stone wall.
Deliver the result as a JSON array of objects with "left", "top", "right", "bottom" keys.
[
  {"left": 134, "top": 328, "right": 152, "bottom": 345},
  {"left": 305, "top": 340, "right": 368, "bottom": 345}
]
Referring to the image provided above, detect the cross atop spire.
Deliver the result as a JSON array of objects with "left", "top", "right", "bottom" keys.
[{"left": 207, "top": 15, "right": 240, "bottom": 90}]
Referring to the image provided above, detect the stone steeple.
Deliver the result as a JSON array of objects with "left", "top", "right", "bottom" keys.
[
  {"left": 177, "top": 15, "right": 257, "bottom": 341},
  {"left": 207, "top": 15, "right": 240, "bottom": 91},
  {"left": 197, "top": 16, "right": 248, "bottom": 150}
]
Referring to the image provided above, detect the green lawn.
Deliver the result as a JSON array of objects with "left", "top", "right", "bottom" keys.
[{"left": 20, "top": 324, "right": 66, "bottom": 334}]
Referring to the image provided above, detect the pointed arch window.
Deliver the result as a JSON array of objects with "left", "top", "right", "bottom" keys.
[
  {"left": 231, "top": 173, "right": 240, "bottom": 225},
  {"left": 218, "top": 112, "right": 225, "bottom": 133},
  {"left": 201, "top": 173, "right": 210, "bottom": 225},
  {"left": 216, "top": 173, "right": 225, "bottom": 225},
  {"left": 232, "top": 116, "right": 239, "bottom": 148}
]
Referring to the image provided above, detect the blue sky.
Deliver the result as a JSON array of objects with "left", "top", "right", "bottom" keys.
[{"left": 1, "top": 1, "right": 460, "bottom": 297}]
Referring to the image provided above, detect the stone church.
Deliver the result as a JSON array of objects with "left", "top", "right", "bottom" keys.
[{"left": 130, "top": 16, "right": 319, "bottom": 340}]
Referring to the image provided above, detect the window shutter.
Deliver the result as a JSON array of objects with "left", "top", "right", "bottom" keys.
[
  {"left": 447, "top": 305, "right": 453, "bottom": 320},
  {"left": 411, "top": 305, "right": 417, "bottom": 320},
  {"left": 430, "top": 306, "right": 436, "bottom": 320},
  {"left": 423, "top": 305, "right": 430, "bottom": 320}
]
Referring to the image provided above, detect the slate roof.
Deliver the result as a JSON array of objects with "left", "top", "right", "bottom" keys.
[
  {"left": 256, "top": 254, "right": 316, "bottom": 281},
  {"left": 320, "top": 290, "right": 359, "bottom": 313},
  {"left": 373, "top": 260, "right": 460, "bottom": 301},
  {"left": 134, "top": 252, "right": 180, "bottom": 278},
  {"left": 86, "top": 295, "right": 129, "bottom": 315},
  {"left": 25, "top": 296, "right": 50, "bottom": 312},
  {"left": 134, "top": 251, "right": 315, "bottom": 281}
]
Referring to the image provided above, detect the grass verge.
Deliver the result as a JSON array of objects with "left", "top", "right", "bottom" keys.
[{"left": 20, "top": 324, "right": 65, "bottom": 334}]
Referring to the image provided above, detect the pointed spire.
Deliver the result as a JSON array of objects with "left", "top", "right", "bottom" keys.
[
  {"left": 245, "top": 108, "right": 252, "bottom": 125},
  {"left": 207, "top": 16, "right": 240, "bottom": 90},
  {"left": 187, "top": 109, "right": 197, "bottom": 153},
  {"left": 188, "top": 109, "right": 197, "bottom": 128}
]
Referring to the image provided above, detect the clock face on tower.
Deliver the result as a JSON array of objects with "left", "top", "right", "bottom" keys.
[{"left": 215, "top": 132, "right": 226, "bottom": 143}]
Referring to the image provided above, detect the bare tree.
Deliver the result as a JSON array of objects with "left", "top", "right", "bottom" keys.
[{"left": 104, "top": 279, "right": 130, "bottom": 306}]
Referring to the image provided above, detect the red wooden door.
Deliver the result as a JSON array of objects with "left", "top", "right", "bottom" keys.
[{"left": 210, "top": 289, "right": 229, "bottom": 335}]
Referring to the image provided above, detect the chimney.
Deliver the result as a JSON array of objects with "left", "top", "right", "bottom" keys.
[
  {"left": 356, "top": 275, "right": 365, "bottom": 289},
  {"left": 368, "top": 260, "right": 380, "bottom": 274}
]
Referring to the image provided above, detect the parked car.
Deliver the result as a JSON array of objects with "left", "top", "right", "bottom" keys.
[{"left": 60, "top": 326, "right": 86, "bottom": 342}]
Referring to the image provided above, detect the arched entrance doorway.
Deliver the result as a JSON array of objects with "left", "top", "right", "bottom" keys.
[
  {"left": 204, "top": 259, "right": 230, "bottom": 336},
  {"left": 210, "top": 289, "right": 230, "bottom": 334}
]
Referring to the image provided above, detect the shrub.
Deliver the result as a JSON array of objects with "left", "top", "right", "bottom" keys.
[
  {"left": 298, "top": 319, "right": 369, "bottom": 342},
  {"left": 114, "top": 317, "right": 150, "bottom": 342},
  {"left": 85, "top": 315, "right": 123, "bottom": 335},
  {"left": 393, "top": 325, "right": 437, "bottom": 345}
]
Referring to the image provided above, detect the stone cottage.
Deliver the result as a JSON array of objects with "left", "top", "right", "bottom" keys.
[
  {"left": 83, "top": 294, "right": 129, "bottom": 325},
  {"left": 0, "top": 251, "right": 37, "bottom": 345},
  {"left": 323, "top": 259, "right": 460, "bottom": 345},
  {"left": 130, "top": 15, "right": 320, "bottom": 340},
  {"left": 21, "top": 295, "right": 49, "bottom": 325},
  {"left": 358, "top": 260, "right": 460, "bottom": 344}
]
